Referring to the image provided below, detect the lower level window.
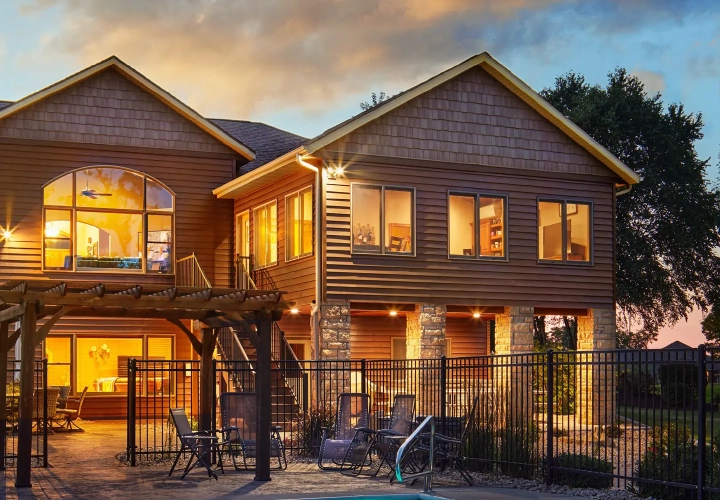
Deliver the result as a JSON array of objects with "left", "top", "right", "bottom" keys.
[{"left": 538, "top": 200, "right": 591, "bottom": 262}]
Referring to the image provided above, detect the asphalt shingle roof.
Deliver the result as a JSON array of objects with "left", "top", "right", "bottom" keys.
[
  {"left": 210, "top": 119, "right": 306, "bottom": 175},
  {"left": 0, "top": 100, "right": 14, "bottom": 110}
]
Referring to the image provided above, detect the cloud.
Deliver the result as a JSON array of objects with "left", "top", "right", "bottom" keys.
[
  {"left": 14, "top": 0, "right": 720, "bottom": 123},
  {"left": 631, "top": 69, "right": 666, "bottom": 96}
]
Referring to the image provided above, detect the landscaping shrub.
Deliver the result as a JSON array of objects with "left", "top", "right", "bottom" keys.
[
  {"left": 659, "top": 364, "right": 700, "bottom": 407},
  {"left": 618, "top": 368, "right": 656, "bottom": 400},
  {"left": 498, "top": 425, "right": 538, "bottom": 479},
  {"left": 288, "top": 402, "right": 335, "bottom": 457},
  {"left": 465, "top": 420, "right": 496, "bottom": 472},
  {"left": 553, "top": 453, "right": 614, "bottom": 489}
]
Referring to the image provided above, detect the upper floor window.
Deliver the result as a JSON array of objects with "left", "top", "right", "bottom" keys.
[
  {"left": 254, "top": 200, "right": 277, "bottom": 268},
  {"left": 42, "top": 166, "right": 174, "bottom": 273},
  {"left": 286, "top": 187, "right": 313, "bottom": 261},
  {"left": 538, "top": 200, "right": 592, "bottom": 263},
  {"left": 351, "top": 184, "right": 414, "bottom": 255},
  {"left": 448, "top": 193, "right": 507, "bottom": 260}
]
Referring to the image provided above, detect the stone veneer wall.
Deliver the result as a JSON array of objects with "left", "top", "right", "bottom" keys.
[
  {"left": 406, "top": 304, "right": 446, "bottom": 416},
  {"left": 493, "top": 306, "right": 534, "bottom": 427},
  {"left": 311, "top": 300, "right": 351, "bottom": 397},
  {"left": 576, "top": 308, "right": 616, "bottom": 425}
]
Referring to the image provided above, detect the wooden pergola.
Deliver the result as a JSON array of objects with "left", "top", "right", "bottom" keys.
[{"left": 0, "top": 280, "right": 289, "bottom": 487}]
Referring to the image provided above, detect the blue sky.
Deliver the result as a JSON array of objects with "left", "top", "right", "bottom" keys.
[{"left": 0, "top": 0, "right": 718, "bottom": 345}]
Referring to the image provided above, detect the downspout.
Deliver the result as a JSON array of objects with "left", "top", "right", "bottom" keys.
[
  {"left": 296, "top": 153, "right": 322, "bottom": 361},
  {"left": 615, "top": 184, "right": 632, "bottom": 197}
]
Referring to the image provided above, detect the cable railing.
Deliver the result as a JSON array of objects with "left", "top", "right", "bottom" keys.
[
  {"left": 395, "top": 415, "right": 435, "bottom": 493},
  {"left": 176, "top": 253, "right": 211, "bottom": 288}
]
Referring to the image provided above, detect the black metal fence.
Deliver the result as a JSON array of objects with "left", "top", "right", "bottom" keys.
[
  {"left": 2, "top": 360, "right": 48, "bottom": 469},
  {"left": 126, "top": 347, "right": 720, "bottom": 497}
]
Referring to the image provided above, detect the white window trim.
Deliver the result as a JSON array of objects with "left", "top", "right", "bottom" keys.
[{"left": 285, "top": 185, "right": 314, "bottom": 262}]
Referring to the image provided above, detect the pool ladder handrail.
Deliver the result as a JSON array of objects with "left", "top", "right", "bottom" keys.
[{"left": 395, "top": 415, "right": 435, "bottom": 493}]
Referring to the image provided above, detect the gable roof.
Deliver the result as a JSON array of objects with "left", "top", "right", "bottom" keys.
[
  {"left": 662, "top": 340, "right": 694, "bottom": 350},
  {"left": 211, "top": 119, "right": 306, "bottom": 174},
  {"left": 0, "top": 57, "right": 254, "bottom": 159},
  {"left": 306, "top": 52, "right": 640, "bottom": 185}
]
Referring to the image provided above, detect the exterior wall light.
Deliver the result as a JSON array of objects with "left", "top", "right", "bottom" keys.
[
  {"left": 1, "top": 229, "right": 12, "bottom": 241},
  {"left": 290, "top": 308, "right": 299, "bottom": 314},
  {"left": 473, "top": 312, "right": 481, "bottom": 319},
  {"left": 326, "top": 165, "right": 345, "bottom": 180},
  {"left": 389, "top": 310, "right": 398, "bottom": 317}
]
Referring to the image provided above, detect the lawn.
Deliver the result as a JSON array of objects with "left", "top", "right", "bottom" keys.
[{"left": 619, "top": 406, "right": 720, "bottom": 435}]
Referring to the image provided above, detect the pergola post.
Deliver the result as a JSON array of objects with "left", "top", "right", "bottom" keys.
[
  {"left": 199, "top": 327, "right": 217, "bottom": 435},
  {"left": 255, "top": 316, "right": 272, "bottom": 481},
  {"left": 16, "top": 301, "right": 37, "bottom": 488}
]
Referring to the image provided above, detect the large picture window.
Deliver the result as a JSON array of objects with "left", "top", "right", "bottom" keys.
[
  {"left": 351, "top": 184, "right": 414, "bottom": 255},
  {"left": 448, "top": 193, "right": 507, "bottom": 260},
  {"left": 286, "top": 187, "right": 313, "bottom": 261},
  {"left": 42, "top": 166, "right": 175, "bottom": 273},
  {"left": 254, "top": 201, "right": 277, "bottom": 268},
  {"left": 538, "top": 200, "right": 592, "bottom": 263}
]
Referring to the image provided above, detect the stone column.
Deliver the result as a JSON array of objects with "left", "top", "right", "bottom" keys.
[
  {"left": 576, "top": 308, "right": 616, "bottom": 426},
  {"left": 406, "top": 304, "right": 446, "bottom": 417},
  {"left": 493, "top": 306, "right": 534, "bottom": 429},
  {"left": 310, "top": 300, "right": 351, "bottom": 402}
]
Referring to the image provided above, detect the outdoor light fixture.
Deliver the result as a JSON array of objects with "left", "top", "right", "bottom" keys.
[
  {"left": 290, "top": 308, "right": 299, "bottom": 314},
  {"left": 473, "top": 312, "right": 481, "bottom": 319},
  {"left": 326, "top": 165, "right": 345, "bottom": 180},
  {"left": 389, "top": 310, "right": 398, "bottom": 317},
  {"left": 1, "top": 229, "right": 11, "bottom": 242}
]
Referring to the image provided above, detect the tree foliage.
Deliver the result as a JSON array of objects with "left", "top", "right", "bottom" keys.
[
  {"left": 541, "top": 69, "right": 720, "bottom": 344},
  {"left": 360, "top": 92, "right": 390, "bottom": 111}
]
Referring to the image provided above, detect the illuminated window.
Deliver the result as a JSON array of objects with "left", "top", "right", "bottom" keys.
[
  {"left": 286, "top": 187, "right": 313, "bottom": 261},
  {"left": 46, "top": 336, "right": 72, "bottom": 389},
  {"left": 538, "top": 200, "right": 592, "bottom": 263},
  {"left": 42, "top": 167, "right": 175, "bottom": 273},
  {"left": 74, "top": 336, "right": 173, "bottom": 394},
  {"left": 351, "top": 184, "right": 414, "bottom": 255},
  {"left": 448, "top": 193, "right": 507, "bottom": 259},
  {"left": 254, "top": 201, "right": 277, "bottom": 268}
]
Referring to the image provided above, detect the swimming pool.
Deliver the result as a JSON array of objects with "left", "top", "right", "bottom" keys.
[{"left": 295, "top": 495, "right": 448, "bottom": 500}]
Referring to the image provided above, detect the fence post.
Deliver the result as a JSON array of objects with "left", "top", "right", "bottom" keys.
[
  {"left": 303, "top": 373, "right": 309, "bottom": 412},
  {"left": 212, "top": 359, "right": 218, "bottom": 465},
  {"left": 42, "top": 359, "right": 48, "bottom": 468},
  {"left": 698, "top": 344, "right": 706, "bottom": 500},
  {"left": 127, "top": 357, "right": 137, "bottom": 466},
  {"left": 440, "top": 356, "right": 447, "bottom": 436},
  {"left": 361, "top": 359, "right": 367, "bottom": 395},
  {"left": 546, "top": 349, "right": 554, "bottom": 486}
]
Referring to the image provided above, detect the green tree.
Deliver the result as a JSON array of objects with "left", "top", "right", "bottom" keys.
[
  {"left": 542, "top": 70, "right": 720, "bottom": 345},
  {"left": 703, "top": 306, "right": 720, "bottom": 347},
  {"left": 360, "top": 92, "right": 390, "bottom": 111}
]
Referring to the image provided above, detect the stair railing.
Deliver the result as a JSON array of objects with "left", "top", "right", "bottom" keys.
[
  {"left": 271, "top": 323, "right": 306, "bottom": 411},
  {"left": 395, "top": 415, "right": 436, "bottom": 493},
  {"left": 235, "top": 254, "right": 256, "bottom": 289},
  {"left": 176, "top": 253, "right": 211, "bottom": 288},
  {"left": 217, "top": 327, "right": 255, "bottom": 392}
]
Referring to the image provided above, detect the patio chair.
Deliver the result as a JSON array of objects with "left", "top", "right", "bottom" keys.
[
  {"left": 53, "top": 386, "right": 71, "bottom": 409},
  {"left": 168, "top": 408, "right": 225, "bottom": 480},
  {"left": 414, "top": 396, "right": 479, "bottom": 486},
  {"left": 218, "top": 392, "right": 287, "bottom": 470},
  {"left": 366, "top": 394, "right": 416, "bottom": 477},
  {"left": 32, "top": 387, "right": 60, "bottom": 433},
  {"left": 317, "top": 392, "right": 372, "bottom": 471},
  {"left": 54, "top": 386, "right": 87, "bottom": 431}
]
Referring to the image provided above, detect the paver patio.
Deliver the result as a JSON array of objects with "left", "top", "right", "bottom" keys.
[{"left": 1, "top": 420, "right": 586, "bottom": 500}]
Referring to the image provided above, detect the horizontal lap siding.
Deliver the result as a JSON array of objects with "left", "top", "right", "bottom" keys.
[
  {"left": 326, "top": 162, "right": 614, "bottom": 308},
  {"left": 277, "top": 313, "right": 311, "bottom": 340},
  {"left": 0, "top": 141, "right": 236, "bottom": 287},
  {"left": 350, "top": 316, "right": 407, "bottom": 360},
  {"left": 234, "top": 168, "right": 316, "bottom": 306},
  {"left": 446, "top": 317, "right": 489, "bottom": 357}
]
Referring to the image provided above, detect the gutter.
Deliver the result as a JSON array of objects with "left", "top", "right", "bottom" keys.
[
  {"left": 296, "top": 154, "right": 322, "bottom": 361},
  {"left": 616, "top": 184, "right": 632, "bottom": 197}
]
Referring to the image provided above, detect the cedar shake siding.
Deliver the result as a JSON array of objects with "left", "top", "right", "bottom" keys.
[
  {"left": 233, "top": 167, "right": 316, "bottom": 307},
  {"left": 0, "top": 140, "right": 237, "bottom": 287},
  {"left": 0, "top": 68, "right": 235, "bottom": 154},
  {"left": 323, "top": 66, "right": 618, "bottom": 181},
  {"left": 324, "top": 161, "right": 615, "bottom": 310}
]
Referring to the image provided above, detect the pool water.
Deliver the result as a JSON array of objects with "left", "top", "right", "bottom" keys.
[{"left": 296, "top": 495, "right": 448, "bottom": 500}]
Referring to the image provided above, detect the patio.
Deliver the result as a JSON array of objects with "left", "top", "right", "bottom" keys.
[{"left": 0, "top": 420, "right": 584, "bottom": 500}]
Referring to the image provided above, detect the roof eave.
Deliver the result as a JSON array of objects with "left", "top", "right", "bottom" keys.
[
  {"left": 0, "top": 56, "right": 255, "bottom": 160},
  {"left": 213, "top": 146, "right": 307, "bottom": 199}
]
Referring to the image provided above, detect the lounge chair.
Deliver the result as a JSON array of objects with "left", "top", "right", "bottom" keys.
[
  {"left": 366, "top": 394, "right": 416, "bottom": 477},
  {"left": 317, "top": 392, "right": 371, "bottom": 471},
  {"left": 168, "top": 408, "right": 225, "bottom": 480},
  {"left": 54, "top": 386, "right": 88, "bottom": 431},
  {"left": 218, "top": 392, "right": 287, "bottom": 470},
  {"left": 32, "top": 387, "right": 60, "bottom": 433}
]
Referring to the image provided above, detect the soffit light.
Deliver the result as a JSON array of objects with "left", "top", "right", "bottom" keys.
[
  {"left": 389, "top": 310, "right": 398, "bottom": 317},
  {"left": 1, "top": 229, "right": 12, "bottom": 241},
  {"left": 473, "top": 312, "right": 481, "bottom": 319},
  {"left": 290, "top": 308, "right": 299, "bottom": 314}
]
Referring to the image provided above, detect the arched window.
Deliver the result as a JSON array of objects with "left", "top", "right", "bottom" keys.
[{"left": 43, "top": 166, "right": 175, "bottom": 273}]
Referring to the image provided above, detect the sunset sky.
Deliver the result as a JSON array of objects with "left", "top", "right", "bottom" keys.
[{"left": 1, "top": 0, "right": 717, "bottom": 347}]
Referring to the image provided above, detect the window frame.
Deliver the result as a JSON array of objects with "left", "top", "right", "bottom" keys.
[
  {"left": 285, "top": 185, "right": 314, "bottom": 262},
  {"left": 41, "top": 165, "right": 176, "bottom": 275},
  {"left": 447, "top": 191, "right": 509, "bottom": 262},
  {"left": 252, "top": 199, "right": 278, "bottom": 269},
  {"left": 350, "top": 182, "right": 416, "bottom": 257},
  {"left": 536, "top": 197, "right": 594, "bottom": 266}
]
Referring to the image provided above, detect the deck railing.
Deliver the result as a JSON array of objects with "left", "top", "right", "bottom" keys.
[{"left": 176, "top": 253, "right": 211, "bottom": 288}]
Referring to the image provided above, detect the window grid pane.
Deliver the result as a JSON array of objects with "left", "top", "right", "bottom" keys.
[
  {"left": 567, "top": 203, "right": 591, "bottom": 262},
  {"left": 44, "top": 209, "right": 72, "bottom": 270},
  {"left": 288, "top": 194, "right": 300, "bottom": 259},
  {"left": 76, "top": 211, "right": 143, "bottom": 271},
  {"left": 538, "top": 201, "right": 564, "bottom": 260},
  {"left": 302, "top": 190, "right": 313, "bottom": 255},
  {"left": 479, "top": 197, "right": 505, "bottom": 258},
  {"left": 449, "top": 195, "right": 476, "bottom": 257},
  {"left": 384, "top": 189, "right": 413, "bottom": 253},
  {"left": 352, "top": 185, "right": 381, "bottom": 253}
]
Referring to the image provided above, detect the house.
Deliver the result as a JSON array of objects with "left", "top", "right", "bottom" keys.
[{"left": 0, "top": 53, "right": 639, "bottom": 419}]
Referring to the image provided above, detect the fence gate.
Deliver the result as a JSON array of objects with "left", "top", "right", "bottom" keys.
[{"left": 2, "top": 360, "right": 49, "bottom": 469}]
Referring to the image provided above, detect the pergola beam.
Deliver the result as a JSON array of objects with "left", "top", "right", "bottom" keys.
[
  {"left": 0, "top": 302, "right": 26, "bottom": 323},
  {"left": 167, "top": 318, "right": 203, "bottom": 355}
]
